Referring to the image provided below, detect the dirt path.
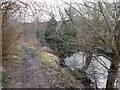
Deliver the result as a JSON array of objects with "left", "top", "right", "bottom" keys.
[
  {"left": 3, "top": 45, "right": 84, "bottom": 88},
  {"left": 7, "top": 46, "right": 50, "bottom": 88}
]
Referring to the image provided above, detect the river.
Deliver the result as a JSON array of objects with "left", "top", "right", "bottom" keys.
[
  {"left": 64, "top": 52, "right": 120, "bottom": 89},
  {"left": 42, "top": 46, "right": 120, "bottom": 89}
]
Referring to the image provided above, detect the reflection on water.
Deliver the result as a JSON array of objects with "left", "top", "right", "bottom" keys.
[{"left": 64, "top": 52, "right": 120, "bottom": 88}]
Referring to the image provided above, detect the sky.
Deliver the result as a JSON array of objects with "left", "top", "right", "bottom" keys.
[
  {"left": 22, "top": 0, "right": 119, "bottom": 22},
  {"left": 31, "top": 0, "right": 119, "bottom": 4}
]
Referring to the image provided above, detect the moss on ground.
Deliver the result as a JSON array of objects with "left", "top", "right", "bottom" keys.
[
  {"left": 61, "top": 67, "right": 85, "bottom": 80},
  {"left": 32, "top": 49, "right": 37, "bottom": 53},
  {"left": 15, "top": 45, "right": 22, "bottom": 63},
  {"left": 26, "top": 46, "right": 33, "bottom": 49},
  {"left": 26, "top": 46, "right": 37, "bottom": 53},
  {"left": 38, "top": 56, "right": 49, "bottom": 63},
  {"left": 2, "top": 75, "right": 11, "bottom": 86},
  {"left": 72, "top": 70, "right": 85, "bottom": 79},
  {"left": 16, "top": 45, "right": 22, "bottom": 55}
]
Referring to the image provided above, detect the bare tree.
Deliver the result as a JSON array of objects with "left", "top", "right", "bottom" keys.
[
  {"left": 63, "top": 0, "right": 120, "bottom": 89},
  {"left": 1, "top": 0, "right": 28, "bottom": 59},
  {"left": 0, "top": 3, "right": 2, "bottom": 88}
]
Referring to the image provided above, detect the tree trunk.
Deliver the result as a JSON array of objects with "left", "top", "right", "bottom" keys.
[
  {"left": 106, "top": 57, "right": 119, "bottom": 89},
  {"left": 106, "top": 70, "right": 117, "bottom": 89},
  {"left": 81, "top": 53, "right": 93, "bottom": 72}
]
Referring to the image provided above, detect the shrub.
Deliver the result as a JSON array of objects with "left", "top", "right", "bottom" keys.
[{"left": 44, "top": 18, "right": 78, "bottom": 59}]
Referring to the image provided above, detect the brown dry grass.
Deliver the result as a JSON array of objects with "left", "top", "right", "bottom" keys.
[{"left": 2, "top": 22, "right": 22, "bottom": 60}]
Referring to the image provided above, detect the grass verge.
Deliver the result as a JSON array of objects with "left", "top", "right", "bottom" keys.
[{"left": 38, "top": 56, "right": 49, "bottom": 63}]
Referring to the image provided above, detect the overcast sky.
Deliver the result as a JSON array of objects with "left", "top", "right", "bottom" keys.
[
  {"left": 23, "top": 0, "right": 119, "bottom": 22},
  {"left": 31, "top": 0, "right": 119, "bottom": 5}
]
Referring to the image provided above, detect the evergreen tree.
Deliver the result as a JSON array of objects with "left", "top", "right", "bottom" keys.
[{"left": 44, "top": 18, "right": 78, "bottom": 59}]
